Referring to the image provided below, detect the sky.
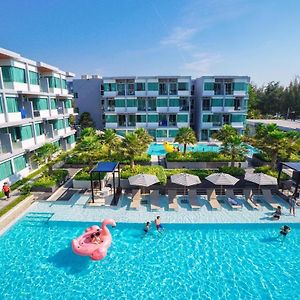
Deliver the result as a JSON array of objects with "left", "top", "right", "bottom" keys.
[{"left": 1, "top": 0, "right": 300, "bottom": 86}]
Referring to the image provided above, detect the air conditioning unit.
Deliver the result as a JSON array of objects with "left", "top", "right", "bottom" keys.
[
  {"left": 81, "top": 75, "right": 90, "bottom": 80},
  {"left": 91, "top": 75, "right": 101, "bottom": 79}
]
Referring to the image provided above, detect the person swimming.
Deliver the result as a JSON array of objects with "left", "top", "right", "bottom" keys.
[
  {"left": 91, "top": 232, "right": 101, "bottom": 244},
  {"left": 154, "top": 216, "right": 164, "bottom": 233},
  {"left": 143, "top": 222, "right": 151, "bottom": 234},
  {"left": 280, "top": 225, "right": 291, "bottom": 237}
]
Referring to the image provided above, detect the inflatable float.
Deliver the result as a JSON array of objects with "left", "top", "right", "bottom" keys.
[
  {"left": 163, "top": 141, "right": 175, "bottom": 153},
  {"left": 72, "top": 219, "right": 116, "bottom": 261}
]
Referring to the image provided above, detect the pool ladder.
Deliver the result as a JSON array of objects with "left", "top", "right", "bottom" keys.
[{"left": 24, "top": 212, "right": 54, "bottom": 222}]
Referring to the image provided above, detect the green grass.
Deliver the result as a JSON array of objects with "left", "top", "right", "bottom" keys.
[{"left": 0, "top": 193, "right": 30, "bottom": 218}]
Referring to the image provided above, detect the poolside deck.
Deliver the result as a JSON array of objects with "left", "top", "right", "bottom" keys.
[{"left": 26, "top": 192, "right": 300, "bottom": 224}]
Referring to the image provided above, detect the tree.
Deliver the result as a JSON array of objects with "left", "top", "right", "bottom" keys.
[
  {"left": 220, "top": 135, "right": 248, "bottom": 167},
  {"left": 32, "top": 143, "right": 60, "bottom": 174},
  {"left": 174, "top": 127, "right": 197, "bottom": 154},
  {"left": 99, "top": 129, "right": 121, "bottom": 158},
  {"left": 121, "top": 133, "right": 143, "bottom": 168},
  {"left": 134, "top": 128, "right": 153, "bottom": 152},
  {"left": 78, "top": 112, "right": 95, "bottom": 129},
  {"left": 254, "top": 124, "right": 286, "bottom": 169},
  {"left": 283, "top": 131, "right": 300, "bottom": 160},
  {"left": 80, "top": 127, "right": 96, "bottom": 139},
  {"left": 69, "top": 114, "right": 76, "bottom": 127},
  {"left": 213, "top": 125, "right": 237, "bottom": 143}
]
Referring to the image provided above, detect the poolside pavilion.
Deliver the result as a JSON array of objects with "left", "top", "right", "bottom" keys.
[{"left": 278, "top": 162, "right": 300, "bottom": 198}]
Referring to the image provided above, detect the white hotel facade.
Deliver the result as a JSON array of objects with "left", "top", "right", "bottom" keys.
[{"left": 0, "top": 48, "right": 76, "bottom": 186}]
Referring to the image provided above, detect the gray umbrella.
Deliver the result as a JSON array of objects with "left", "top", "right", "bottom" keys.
[
  {"left": 171, "top": 173, "right": 201, "bottom": 197},
  {"left": 128, "top": 174, "right": 159, "bottom": 187},
  {"left": 245, "top": 173, "right": 277, "bottom": 186},
  {"left": 205, "top": 173, "right": 239, "bottom": 194}
]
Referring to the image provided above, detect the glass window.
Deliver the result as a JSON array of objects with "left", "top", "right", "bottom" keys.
[
  {"left": 117, "top": 115, "right": 126, "bottom": 126},
  {"left": 50, "top": 98, "right": 57, "bottom": 109},
  {"left": 127, "top": 99, "right": 137, "bottom": 107},
  {"left": 6, "top": 97, "right": 20, "bottom": 113},
  {"left": 137, "top": 98, "right": 146, "bottom": 111},
  {"left": 127, "top": 83, "right": 135, "bottom": 95},
  {"left": 169, "top": 129, "right": 178, "bottom": 138},
  {"left": 20, "top": 125, "right": 33, "bottom": 140},
  {"left": 105, "top": 115, "right": 117, "bottom": 123},
  {"left": 0, "top": 160, "right": 13, "bottom": 180},
  {"left": 203, "top": 98, "right": 211, "bottom": 110},
  {"left": 116, "top": 130, "right": 126, "bottom": 137},
  {"left": 177, "top": 114, "right": 188, "bottom": 123},
  {"left": 29, "top": 71, "right": 39, "bottom": 85},
  {"left": 211, "top": 98, "right": 223, "bottom": 107},
  {"left": 147, "top": 98, "right": 157, "bottom": 111},
  {"left": 231, "top": 114, "right": 246, "bottom": 122},
  {"left": 159, "top": 83, "right": 168, "bottom": 95},
  {"left": 147, "top": 82, "right": 158, "bottom": 91},
  {"left": 243, "top": 99, "right": 248, "bottom": 109},
  {"left": 54, "top": 77, "right": 61, "bottom": 88},
  {"left": 67, "top": 135, "right": 76, "bottom": 144},
  {"left": 147, "top": 130, "right": 156, "bottom": 138},
  {"left": 1, "top": 66, "right": 26, "bottom": 83},
  {"left": 61, "top": 79, "right": 67, "bottom": 89},
  {"left": 136, "top": 82, "right": 145, "bottom": 91},
  {"left": 47, "top": 77, "right": 55, "bottom": 88},
  {"left": 157, "top": 98, "right": 168, "bottom": 107},
  {"left": 107, "top": 99, "right": 115, "bottom": 111},
  {"left": 0, "top": 96, "right": 3, "bottom": 113},
  {"left": 128, "top": 115, "right": 136, "bottom": 126},
  {"left": 202, "top": 115, "right": 212, "bottom": 122},
  {"left": 225, "top": 98, "right": 234, "bottom": 107},
  {"left": 117, "top": 83, "right": 125, "bottom": 96},
  {"left": 14, "top": 155, "right": 27, "bottom": 172},
  {"left": 32, "top": 98, "right": 48, "bottom": 111},
  {"left": 115, "top": 99, "right": 126, "bottom": 107},
  {"left": 204, "top": 82, "right": 214, "bottom": 91},
  {"left": 156, "top": 129, "right": 168, "bottom": 138},
  {"left": 234, "top": 82, "right": 248, "bottom": 91},
  {"left": 169, "top": 83, "right": 177, "bottom": 95},
  {"left": 137, "top": 115, "right": 146, "bottom": 122},
  {"left": 64, "top": 99, "right": 73, "bottom": 108},
  {"left": 169, "top": 114, "right": 176, "bottom": 126},
  {"left": 148, "top": 114, "right": 158, "bottom": 123},
  {"left": 178, "top": 82, "right": 189, "bottom": 91},
  {"left": 212, "top": 114, "right": 221, "bottom": 125},
  {"left": 179, "top": 97, "right": 189, "bottom": 110},
  {"left": 35, "top": 123, "right": 44, "bottom": 136},
  {"left": 169, "top": 98, "right": 179, "bottom": 107},
  {"left": 104, "top": 83, "right": 116, "bottom": 92}
]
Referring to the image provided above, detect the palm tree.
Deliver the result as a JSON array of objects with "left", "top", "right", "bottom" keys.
[
  {"left": 32, "top": 143, "right": 59, "bottom": 174},
  {"left": 174, "top": 127, "right": 197, "bottom": 154},
  {"left": 254, "top": 124, "right": 286, "bottom": 169},
  {"left": 213, "top": 125, "right": 237, "bottom": 143},
  {"left": 100, "top": 129, "right": 121, "bottom": 158},
  {"left": 121, "top": 132, "right": 144, "bottom": 168},
  {"left": 220, "top": 135, "right": 248, "bottom": 167},
  {"left": 134, "top": 128, "right": 153, "bottom": 152},
  {"left": 283, "top": 131, "right": 300, "bottom": 160}
]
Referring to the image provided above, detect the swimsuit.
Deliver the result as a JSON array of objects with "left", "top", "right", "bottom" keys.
[{"left": 156, "top": 224, "right": 163, "bottom": 229}]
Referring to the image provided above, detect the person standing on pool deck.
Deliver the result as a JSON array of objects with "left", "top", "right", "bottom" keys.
[
  {"left": 155, "top": 216, "right": 164, "bottom": 232},
  {"left": 2, "top": 182, "right": 10, "bottom": 200},
  {"left": 289, "top": 196, "right": 296, "bottom": 216}
]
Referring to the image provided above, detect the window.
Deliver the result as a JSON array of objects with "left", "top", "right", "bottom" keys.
[
  {"left": 177, "top": 114, "right": 188, "bottom": 123},
  {"left": 66, "top": 119, "right": 71, "bottom": 127},
  {"left": 117, "top": 115, "right": 126, "bottom": 126},
  {"left": 148, "top": 114, "right": 158, "bottom": 123},
  {"left": 156, "top": 130, "right": 168, "bottom": 138},
  {"left": 127, "top": 99, "right": 137, "bottom": 107},
  {"left": 128, "top": 115, "right": 136, "bottom": 126},
  {"left": 103, "top": 83, "right": 116, "bottom": 92},
  {"left": 0, "top": 96, "right": 3, "bottom": 113},
  {"left": 116, "top": 130, "right": 126, "bottom": 137},
  {"left": 20, "top": 125, "right": 33, "bottom": 140},
  {"left": 105, "top": 115, "right": 117, "bottom": 123},
  {"left": 202, "top": 115, "right": 212, "bottom": 122},
  {"left": 127, "top": 83, "right": 135, "bottom": 95},
  {"left": 64, "top": 99, "right": 72, "bottom": 108},
  {"left": 51, "top": 119, "right": 64, "bottom": 130},
  {"left": 147, "top": 130, "right": 156, "bottom": 138},
  {"left": 137, "top": 115, "right": 146, "bottom": 123},
  {"left": 1, "top": 66, "right": 26, "bottom": 83},
  {"left": 159, "top": 83, "right": 168, "bottom": 95},
  {"left": 157, "top": 98, "right": 168, "bottom": 107},
  {"left": 243, "top": 99, "right": 248, "bottom": 110},
  {"left": 202, "top": 98, "right": 211, "bottom": 110},
  {"left": 35, "top": 123, "right": 44, "bottom": 136},
  {"left": 169, "top": 114, "right": 176, "bottom": 126},
  {"left": 0, "top": 160, "right": 13, "bottom": 180},
  {"left": 214, "top": 83, "right": 222, "bottom": 95},
  {"left": 147, "top": 98, "right": 157, "bottom": 111},
  {"left": 46, "top": 76, "right": 61, "bottom": 88},
  {"left": 231, "top": 114, "right": 246, "bottom": 122},
  {"left": 61, "top": 79, "right": 67, "bottom": 89},
  {"left": 29, "top": 71, "right": 39, "bottom": 85},
  {"left": 136, "top": 82, "right": 145, "bottom": 91},
  {"left": 212, "top": 114, "right": 221, "bottom": 125},
  {"left": 204, "top": 82, "right": 214, "bottom": 91},
  {"left": 107, "top": 99, "right": 115, "bottom": 111},
  {"left": 137, "top": 98, "right": 146, "bottom": 111},
  {"left": 115, "top": 99, "right": 126, "bottom": 107},
  {"left": 73, "top": 92, "right": 78, "bottom": 98},
  {"left": 147, "top": 82, "right": 158, "bottom": 91},
  {"left": 169, "top": 83, "right": 177, "bottom": 95},
  {"left": 179, "top": 97, "right": 189, "bottom": 111},
  {"left": 6, "top": 97, "right": 20, "bottom": 113},
  {"left": 32, "top": 98, "right": 48, "bottom": 111},
  {"left": 201, "top": 130, "right": 208, "bottom": 141},
  {"left": 234, "top": 82, "right": 248, "bottom": 92},
  {"left": 117, "top": 83, "right": 125, "bottom": 96},
  {"left": 169, "top": 129, "right": 178, "bottom": 138},
  {"left": 50, "top": 98, "right": 57, "bottom": 109},
  {"left": 14, "top": 155, "right": 27, "bottom": 172},
  {"left": 159, "top": 114, "right": 168, "bottom": 126},
  {"left": 225, "top": 98, "right": 234, "bottom": 107},
  {"left": 211, "top": 98, "right": 223, "bottom": 107},
  {"left": 169, "top": 98, "right": 179, "bottom": 107},
  {"left": 178, "top": 82, "right": 189, "bottom": 91},
  {"left": 67, "top": 135, "right": 76, "bottom": 144},
  {"left": 225, "top": 82, "right": 233, "bottom": 95},
  {"left": 54, "top": 77, "right": 61, "bottom": 88},
  {"left": 234, "top": 98, "right": 242, "bottom": 110}
]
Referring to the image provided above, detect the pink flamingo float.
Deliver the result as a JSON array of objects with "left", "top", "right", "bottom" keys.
[{"left": 72, "top": 219, "right": 116, "bottom": 261}]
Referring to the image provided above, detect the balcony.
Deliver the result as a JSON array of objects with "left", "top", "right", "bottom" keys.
[
  {"left": 106, "top": 106, "right": 115, "bottom": 112},
  {"left": 0, "top": 113, "right": 5, "bottom": 124}
]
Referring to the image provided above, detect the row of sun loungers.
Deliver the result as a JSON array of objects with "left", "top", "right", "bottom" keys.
[{"left": 129, "top": 188, "right": 281, "bottom": 211}]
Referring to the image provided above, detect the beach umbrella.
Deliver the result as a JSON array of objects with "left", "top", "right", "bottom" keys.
[
  {"left": 128, "top": 174, "right": 159, "bottom": 187},
  {"left": 205, "top": 173, "right": 239, "bottom": 194},
  {"left": 245, "top": 173, "right": 277, "bottom": 186},
  {"left": 170, "top": 173, "right": 201, "bottom": 197}
]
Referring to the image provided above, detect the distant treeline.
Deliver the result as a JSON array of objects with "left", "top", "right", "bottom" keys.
[{"left": 248, "top": 77, "right": 300, "bottom": 119}]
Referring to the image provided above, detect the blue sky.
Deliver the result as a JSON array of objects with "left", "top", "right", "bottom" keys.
[{"left": 2, "top": 0, "right": 300, "bottom": 86}]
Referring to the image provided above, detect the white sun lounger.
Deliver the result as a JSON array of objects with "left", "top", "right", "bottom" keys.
[
  {"left": 150, "top": 190, "right": 160, "bottom": 211},
  {"left": 188, "top": 189, "right": 201, "bottom": 209},
  {"left": 207, "top": 189, "right": 221, "bottom": 210},
  {"left": 168, "top": 190, "right": 179, "bottom": 211},
  {"left": 130, "top": 189, "right": 141, "bottom": 210},
  {"left": 225, "top": 189, "right": 242, "bottom": 210},
  {"left": 243, "top": 189, "right": 261, "bottom": 210},
  {"left": 261, "top": 189, "right": 279, "bottom": 209}
]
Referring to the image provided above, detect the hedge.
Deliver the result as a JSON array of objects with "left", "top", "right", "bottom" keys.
[
  {"left": 254, "top": 166, "right": 289, "bottom": 180},
  {"left": 218, "top": 166, "right": 245, "bottom": 177},
  {"left": 74, "top": 167, "right": 106, "bottom": 181},
  {"left": 164, "top": 169, "right": 215, "bottom": 180},
  {"left": 32, "top": 170, "right": 69, "bottom": 188}
]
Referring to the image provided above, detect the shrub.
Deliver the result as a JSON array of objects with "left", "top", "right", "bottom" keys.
[
  {"left": 254, "top": 166, "right": 289, "bottom": 180},
  {"left": 121, "top": 165, "right": 167, "bottom": 184},
  {"left": 33, "top": 170, "right": 69, "bottom": 188},
  {"left": 74, "top": 167, "right": 106, "bottom": 181},
  {"left": 166, "top": 151, "right": 244, "bottom": 162},
  {"left": 164, "top": 169, "right": 215, "bottom": 180},
  {"left": 253, "top": 152, "right": 271, "bottom": 162},
  {"left": 218, "top": 166, "right": 245, "bottom": 177},
  {"left": 19, "top": 184, "right": 32, "bottom": 195}
]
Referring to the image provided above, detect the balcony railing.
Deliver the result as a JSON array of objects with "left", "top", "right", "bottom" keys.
[{"left": 33, "top": 110, "right": 41, "bottom": 117}]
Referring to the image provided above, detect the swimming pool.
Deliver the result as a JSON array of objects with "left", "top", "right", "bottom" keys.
[
  {"left": 0, "top": 219, "right": 299, "bottom": 300},
  {"left": 147, "top": 142, "right": 259, "bottom": 157}
]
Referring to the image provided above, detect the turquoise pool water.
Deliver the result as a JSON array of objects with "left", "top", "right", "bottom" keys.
[
  {"left": 147, "top": 142, "right": 259, "bottom": 157},
  {"left": 0, "top": 219, "right": 299, "bottom": 300}
]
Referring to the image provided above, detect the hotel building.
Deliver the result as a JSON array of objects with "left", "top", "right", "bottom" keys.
[{"left": 0, "top": 48, "right": 76, "bottom": 186}]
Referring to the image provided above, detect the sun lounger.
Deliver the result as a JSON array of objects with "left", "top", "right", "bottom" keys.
[
  {"left": 130, "top": 189, "right": 141, "bottom": 210},
  {"left": 168, "top": 190, "right": 178, "bottom": 211},
  {"left": 261, "top": 189, "right": 279, "bottom": 209},
  {"left": 188, "top": 189, "right": 201, "bottom": 209},
  {"left": 150, "top": 190, "right": 160, "bottom": 211},
  {"left": 243, "top": 189, "right": 261, "bottom": 210},
  {"left": 207, "top": 189, "right": 221, "bottom": 210},
  {"left": 225, "top": 189, "right": 242, "bottom": 210}
]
